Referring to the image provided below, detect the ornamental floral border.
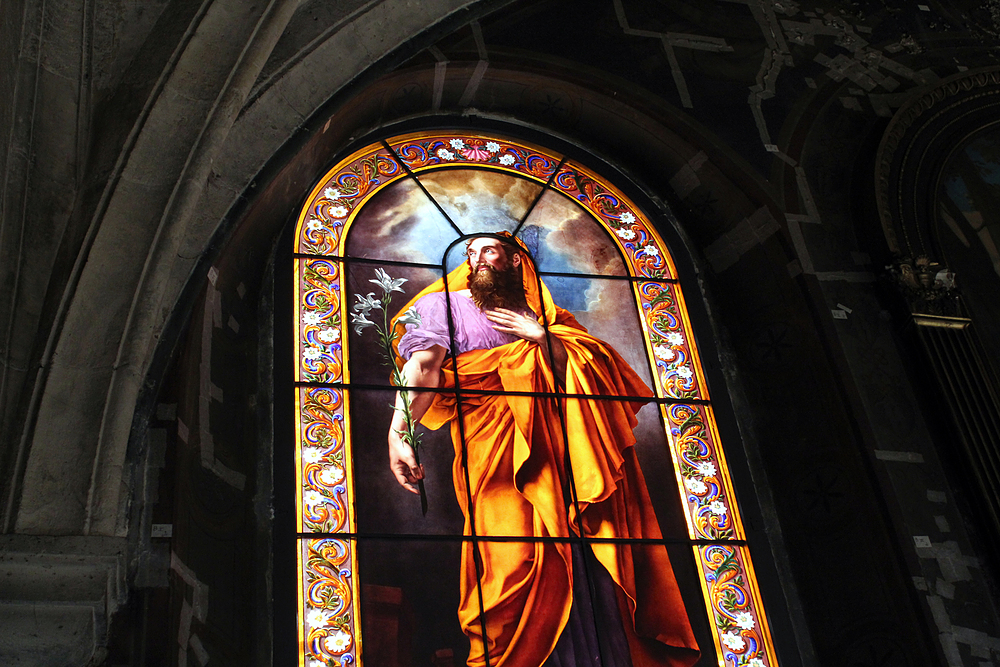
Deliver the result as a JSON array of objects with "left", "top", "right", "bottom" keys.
[
  {"left": 297, "top": 146, "right": 404, "bottom": 256},
  {"left": 552, "top": 161, "right": 679, "bottom": 281},
  {"left": 296, "top": 387, "right": 353, "bottom": 534},
  {"left": 695, "top": 544, "right": 777, "bottom": 667},
  {"left": 385, "top": 134, "right": 561, "bottom": 183},
  {"left": 297, "top": 259, "right": 344, "bottom": 384},
  {"left": 299, "top": 538, "right": 361, "bottom": 667},
  {"left": 634, "top": 280, "right": 709, "bottom": 401},
  {"left": 660, "top": 403, "right": 743, "bottom": 542},
  {"left": 295, "top": 130, "right": 780, "bottom": 667}
]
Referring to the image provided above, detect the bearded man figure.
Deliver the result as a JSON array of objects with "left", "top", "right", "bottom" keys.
[{"left": 387, "top": 233, "right": 699, "bottom": 667}]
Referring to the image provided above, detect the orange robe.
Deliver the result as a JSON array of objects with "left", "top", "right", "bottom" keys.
[{"left": 393, "top": 257, "right": 699, "bottom": 667}]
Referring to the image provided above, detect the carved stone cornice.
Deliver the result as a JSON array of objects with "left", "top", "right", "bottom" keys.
[{"left": 885, "top": 256, "right": 965, "bottom": 319}]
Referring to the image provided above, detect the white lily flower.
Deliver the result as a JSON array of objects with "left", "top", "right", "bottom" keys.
[
  {"left": 353, "top": 292, "right": 382, "bottom": 313},
  {"left": 350, "top": 311, "right": 375, "bottom": 335},
  {"left": 397, "top": 306, "right": 421, "bottom": 328},
  {"left": 370, "top": 268, "right": 407, "bottom": 294}
]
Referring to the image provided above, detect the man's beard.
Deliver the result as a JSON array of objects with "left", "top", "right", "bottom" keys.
[{"left": 468, "top": 263, "right": 527, "bottom": 311}]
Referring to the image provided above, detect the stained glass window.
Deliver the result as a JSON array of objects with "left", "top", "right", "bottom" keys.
[{"left": 293, "top": 132, "right": 779, "bottom": 667}]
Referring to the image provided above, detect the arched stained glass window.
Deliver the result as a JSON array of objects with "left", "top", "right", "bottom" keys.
[{"left": 293, "top": 131, "right": 778, "bottom": 667}]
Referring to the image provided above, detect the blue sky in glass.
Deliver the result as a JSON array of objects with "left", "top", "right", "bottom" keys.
[
  {"left": 348, "top": 169, "right": 633, "bottom": 318},
  {"left": 943, "top": 131, "right": 1000, "bottom": 213},
  {"left": 345, "top": 177, "right": 459, "bottom": 264}
]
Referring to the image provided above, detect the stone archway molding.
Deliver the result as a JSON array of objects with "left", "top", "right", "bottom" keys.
[{"left": 14, "top": 0, "right": 484, "bottom": 537}]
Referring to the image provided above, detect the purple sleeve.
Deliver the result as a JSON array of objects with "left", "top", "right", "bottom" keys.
[{"left": 397, "top": 293, "right": 452, "bottom": 360}]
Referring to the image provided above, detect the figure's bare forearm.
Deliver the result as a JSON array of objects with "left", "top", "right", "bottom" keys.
[
  {"left": 388, "top": 345, "right": 445, "bottom": 492},
  {"left": 390, "top": 345, "right": 446, "bottom": 433}
]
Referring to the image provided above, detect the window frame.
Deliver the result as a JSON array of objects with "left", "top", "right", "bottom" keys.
[{"left": 291, "top": 129, "right": 780, "bottom": 667}]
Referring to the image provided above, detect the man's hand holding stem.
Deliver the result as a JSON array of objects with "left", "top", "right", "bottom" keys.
[{"left": 389, "top": 345, "right": 446, "bottom": 494}]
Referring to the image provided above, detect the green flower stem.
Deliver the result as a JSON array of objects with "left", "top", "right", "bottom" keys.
[{"left": 371, "top": 287, "right": 426, "bottom": 514}]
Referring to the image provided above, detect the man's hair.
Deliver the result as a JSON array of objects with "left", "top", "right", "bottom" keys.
[{"left": 464, "top": 234, "right": 524, "bottom": 263}]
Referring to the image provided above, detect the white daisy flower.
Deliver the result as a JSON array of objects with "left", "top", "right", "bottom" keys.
[
  {"left": 319, "top": 466, "right": 345, "bottom": 486},
  {"left": 709, "top": 500, "right": 727, "bottom": 515},
  {"left": 303, "top": 311, "right": 323, "bottom": 326},
  {"left": 303, "top": 346, "right": 322, "bottom": 360},
  {"left": 721, "top": 632, "right": 745, "bottom": 651},
  {"left": 685, "top": 478, "right": 707, "bottom": 495},
  {"left": 654, "top": 345, "right": 675, "bottom": 361},
  {"left": 306, "top": 608, "right": 329, "bottom": 626},
  {"left": 696, "top": 461, "right": 717, "bottom": 477},
  {"left": 735, "top": 611, "right": 755, "bottom": 631},
  {"left": 307, "top": 217, "right": 324, "bottom": 231},
  {"left": 498, "top": 154, "right": 515, "bottom": 165},
  {"left": 323, "top": 187, "right": 342, "bottom": 200},
  {"left": 304, "top": 490, "right": 324, "bottom": 505},
  {"left": 676, "top": 365, "right": 693, "bottom": 379},
  {"left": 302, "top": 448, "right": 323, "bottom": 464},
  {"left": 486, "top": 141, "right": 500, "bottom": 153},
  {"left": 665, "top": 332, "right": 684, "bottom": 346},
  {"left": 324, "top": 629, "right": 352, "bottom": 653},
  {"left": 616, "top": 227, "right": 636, "bottom": 240},
  {"left": 318, "top": 327, "right": 340, "bottom": 343},
  {"left": 747, "top": 658, "right": 765, "bottom": 667},
  {"left": 620, "top": 211, "right": 635, "bottom": 224},
  {"left": 449, "top": 138, "right": 466, "bottom": 150},
  {"left": 644, "top": 244, "right": 660, "bottom": 257},
  {"left": 330, "top": 205, "right": 348, "bottom": 218},
  {"left": 437, "top": 148, "right": 455, "bottom": 160}
]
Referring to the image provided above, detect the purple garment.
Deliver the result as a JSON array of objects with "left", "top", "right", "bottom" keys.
[{"left": 397, "top": 292, "right": 530, "bottom": 359}]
